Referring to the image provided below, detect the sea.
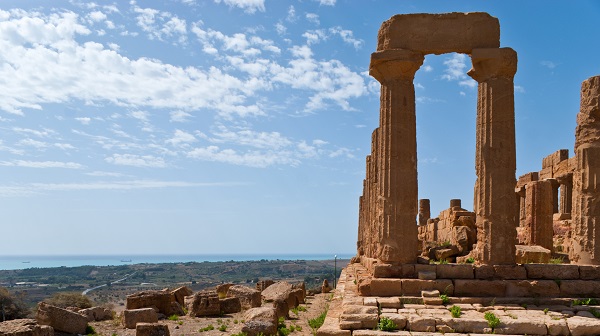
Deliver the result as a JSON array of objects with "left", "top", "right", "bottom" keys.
[{"left": 0, "top": 253, "right": 354, "bottom": 271}]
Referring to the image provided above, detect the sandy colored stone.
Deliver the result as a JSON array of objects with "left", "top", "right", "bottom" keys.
[
  {"left": 454, "top": 280, "right": 505, "bottom": 297},
  {"left": 339, "top": 314, "right": 378, "bottom": 329},
  {"left": 342, "top": 305, "right": 377, "bottom": 315},
  {"left": 560, "top": 280, "right": 600, "bottom": 296},
  {"left": 227, "top": 285, "right": 261, "bottom": 309},
  {"left": 123, "top": 308, "right": 158, "bottom": 329},
  {"left": 406, "top": 315, "right": 435, "bottom": 332},
  {"left": 567, "top": 315, "right": 600, "bottom": 336},
  {"left": 220, "top": 297, "right": 241, "bottom": 314},
  {"left": 379, "top": 313, "right": 407, "bottom": 329},
  {"left": 368, "top": 279, "right": 402, "bottom": 296},
  {"left": 126, "top": 290, "right": 173, "bottom": 316},
  {"left": 579, "top": 265, "right": 600, "bottom": 279},
  {"left": 184, "top": 290, "right": 220, "bottom": 317},
  {"left": 493, "top": 265, "right": 527, "bottom": 279},
  {"left": 436, "top": 264, "right": 474, "bottom": 279},
  {"left": 0, "top": 319, "right": 53, "bottom": 336},
  {"left": 78, "top": 306, "right": 112, "bottom": 322},
  {"left": 523, "top": 180, "right": 554, "bottom": 250},
  {"left": 515, "top": 245, "right": 551, "bottom": 264},
  {"left": 401, "top": 279, "right": 453, "bottom": 296},
  {"left": 135, "top": 323, "right": 169, "bottom": 336},
  {"left": 524, "top": 264, "right": 580, "bottom": 279},
  {"left": 505, "top": 280, "right": 560, "bottom": 297},
  {"left": 36, "top": 302, "right": 88, "bottom": 335},
  {"left": 376, "top": 12, "right": 499, "bottom": 53},
  {"left": 170, "top": 286, "right": 192, "bottom": 306}
]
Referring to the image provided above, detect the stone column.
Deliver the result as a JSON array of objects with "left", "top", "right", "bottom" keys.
[
  {"left": 524, "top": 180, "right": 554, "bottom": 251},
  {"left": 418, "top": 199, "right": 431, "bottom": 226},
  {"left": 571, "top": 75, "right": 600, "bottom": 265},
  {"left": 370, "top": 49, "right": 424, "bottom": 264},
  {"left": 558, "top": 174, "right": 573, "bottom": 215},
  {"left": 550, "top": 179, "right": 560, "bottom": 214},
  {"left": 468, "top": 48, "right": 518, "bottom": 264}
]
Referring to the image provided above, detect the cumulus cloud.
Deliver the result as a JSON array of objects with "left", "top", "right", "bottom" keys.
[
  {"left": 318, "top": 0, "right": 336, "bottom": 5},
  {"left": 540, "top": 60, "right": 557, "bottom": 69},
  {"left": 213, "top": 0, "right": 265, "bottom": 14},
  {"left": 441, "top": 53, "right": 476, "bottom": 89},
  {"left": 306, "top": 13, "right": 319, "bottom": 25}
]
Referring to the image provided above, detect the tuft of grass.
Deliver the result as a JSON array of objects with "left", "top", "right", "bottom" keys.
[
  {"left": 573, "top": 298, "right": 599, "bottom": 306},
  {"left": 440, "top": 294, "right": 450, "bottom": 305},
  {"left": 167, "top": 314, "right": 179, "bottom": 321},
  {"left": 549, "top": 257, "right": 564, "bottom": 264},
  {"left": 590, "top": 308, "right": 600, "bottom": 318},
  {"left": 230, "top": 333, "right": 247, "bottom": 336},
  {"left": 484, "top": 312, "right": 501, "bottom": 330},
  {"left": 308, "top": 308, "right": 328, "bottom": 335},
  {"left": 199, "top": 325, "right": 215, "bottom": 332},
  {"left": 218, "top": 324, "right": 227, "bottom": 332},
  {"left": 449, "top": 305, "right": 461, "bottom": 318},
  {"left": 466, "top": 257, "right": 475, "bottom": 264},
  {"left": 85, "top": 326, "right": 97, "bottom": 336},
  {"left": 543, "top": 308, "right": 549, "bottom": 314},
  {"left": 377, "top": 317, "right": 397, "bottom": 331}
]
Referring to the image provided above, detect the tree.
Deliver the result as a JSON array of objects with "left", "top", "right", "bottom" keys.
[{"left": 0, "top": 287, "right": 29, "bottom": 321}]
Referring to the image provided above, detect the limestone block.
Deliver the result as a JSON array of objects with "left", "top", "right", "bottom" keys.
[
  {"left": 219, "top": 297, "right": 241, "bottom": 314},
  {"left": 135, "top": 323, "right": 169, "bottom": 336},
  {"left": 436, "top": 264, "right": 474, "bottom": 279},
  {"left": 369, "top": 279, "right": 402, "bottom": 296},
  {"left": 126, "top": 290, "right": 173, "bottom": 315},
  {"left": 377, "top": 297, "right": 401, "bottom": 308},
  {"left": 339, "top": 314, "right": 378, "bottom": 329},
  {"left": 417, "top": 271, "right": 436, "bottom": 280},
  {"left": 474, "top": 265, "right": 494, "bottom": 279},
  {"left": 272, "top": 299, "right": 288, "bottom": 320},
  {"left": 185, "top": 290, "right": 220, "bottom": 317},
  {"left": 524, "top": 264, "right": 580, "bottom": 279},
  {"left": 523, "top": 180, "right": 554, "bottom": 250},
  {"left": 227, "top": 285, "right": 261, "bottom": 309},
  {"left": 242, "top": 321, "right": 277, "bottom": 336},
  {"left": 505, "top": 280, "right": 560, "bottom": 297},
  {"left": 170, "top": 286, "right": 192, "bottom": 306},
  {"left": 560, "top": 280, "right": 600, "bottom": 296},
  {"left": 123, "top": 308, "right": 158, "bottom": 329},
  {"left": 515, "top": 245, "right": 551, "bottom": 264},
  {"left": 376, "top": 12, "right": 499, "bottom": 54},
  {"left": 554, "top": 159, "right": 572, "bottom": 177},
  {"left": 352, "top": 331, "right": 410, "bottom": 336},
  {"left": 406, "top": 315, "right": 435, "bottom": 332},
  {"left": 517, "top": 172, "right": 539, "bottom": 188},
  {"left": 436, "top": 317, "right": 488, "bottom": 334},
  {"left": 400, "top": 279, "right": 453, "bottom": 296},
  {"left": 78, "top": 306, "right": 112, "bottom": 322},
  {"left": 543, "top": 149, "right": 569, "bottom": 169},
  {"left": 539, "top": 166, "right": 553, "bottom": 179},
  {"left": 567, "top": 316, "right": 600, "bottom": 336},
  {"left": 36, "top": 302, "right": 88, "bottom": 335},
  {"left": 494, "top": 319, "right": 547, "bottom": 336},
  {"left": 422, "top": 297, "right": 443, "bottom": 305},
  {"left": 493, "top": 265, "right": 527, "bottom": 279},
  {"left": 545, "top": 317, "right": 569, "bottom": 336},
  {"left": 580, "top": 265, "right": 600, "bottom": 280},
  {"left": 0, "top": 319, "right": 53, "bottom": 336},
  {"left": 454, "top": 280, "right": 505, "bottom": 297},
  {"left": 363, "top": 297, "right": 378, "bottom": 307},
  {"left": 342, "top": 305, "right": 378, "bottom": 315},
  {"left": 243, "top": 307, "right": 278, "bottom": 333},
  {"left": 379, "top": 313, "right": 407, "bottom": 329}
]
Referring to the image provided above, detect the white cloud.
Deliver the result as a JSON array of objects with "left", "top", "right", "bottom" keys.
[
  {"left": 275, "top": 22, "right": 286, "bottom": 35},
  {"left": 210, "top": 126, "right": 292, "bottom": 150},
  {"left": 286, "top": 6, "right": 297, "bottom": 22},
  {"left": 329, "top": 27, "right": 362, "bottom": 49},
  {"left": 87, "top": 11, "right": 107, "bottom": 22},
  {"left": 318, "top": 0, "right": 336, "bottom": 5},
  {"left": 18, "top": 139, "right": 48, "bottom": 149},
  {"left": 105, "top": 154, "right": 167, "bottom": 168},
  {"left": 75, "top": 117, "right": 91, "bottom": 125},
  {"left": 0, "top": 160, "right": 84, "bottom": 169},
  {"left": 132, "top": 5, "right": 187, "bottom": 44},
  {"left": 170, "top": 110, "right": 192, "bottom": 122},
  {"left": 442, "top": 53, "right": 476, "bottom": 89},
  {"left": 12, "top": 127, "right": 57, "bottom": 138},
  {"left": 422, "top": 65, "right": 433, "bottom": 72},
  {"left": 166, "top": 129, "right": 197, "bottom": 147},
  {"left": 213, "top": 0, "right": 265, "bottom": 14},
  {"left": 187, "top": 146, "right": 299, "bottom": 168},
  {"left": 540, "top": 60, "right": 557, "bottom": 69},
  {"left": 306, "top": 13, "right": 319, "bottom": 25},
  {"left": 515, "top": 85, "right": 526, "bottom": 93}
]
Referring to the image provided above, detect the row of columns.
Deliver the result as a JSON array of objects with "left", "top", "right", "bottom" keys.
[{"left": 357, "top": 47, "right": 519, "bottom": 265}]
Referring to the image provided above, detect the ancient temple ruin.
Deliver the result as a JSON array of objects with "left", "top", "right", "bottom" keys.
[{"left": 316, "top": 12, "right": 600, "bottom": 336}]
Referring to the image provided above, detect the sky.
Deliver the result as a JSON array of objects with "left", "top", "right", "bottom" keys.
[{"left": 0, "top": 1, "right": 599, "bottom": 257}]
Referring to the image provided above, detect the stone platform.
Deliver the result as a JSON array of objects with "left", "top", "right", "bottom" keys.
[{"left": 316, "top": 264, "right": 600, "bottom": 336}]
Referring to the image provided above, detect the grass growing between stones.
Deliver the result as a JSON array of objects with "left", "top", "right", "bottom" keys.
[
  {"left": 484, "top": 312, "right": 501, "bottom": 330},
  {"left": 377, "top": 316, "right": 397, "bottom": 331},
  {"left": 572, "top": 298, "right": 599, "bottom": 306},
  {"left": 448, "top": 305, "right": 461, "bottom": 318},
  {"left": 308, "top": 306, "right": 328, "bottom": 335},
  {"left": 440, "top": 294, "right": 450, "bottom": 305}
]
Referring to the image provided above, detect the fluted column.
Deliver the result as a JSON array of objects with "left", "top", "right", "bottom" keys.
[
  {"left": 571, "top": 75, "right": 600, "bottom": 265},
  {"left": 524, "top": 180, "right": 554, "bottom": 251},
  {"left": 369, "top": 49, "right": 424, "bottom": 264},
  {"left": 468, "top": 48, "right": 518, "bottom": 264}
]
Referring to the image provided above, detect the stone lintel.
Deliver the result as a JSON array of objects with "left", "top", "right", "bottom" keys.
[
  {"left": 542, "top": 149, "right": 569, "bottom": 169},
  {"left": 467, "top": 47, "right": 517, "bottom": 82},
  {"left": 369, "top": 49, "right": 424, "bottom": 82},
  {"left": 376, "top": 12, "right": 500, "bottom": 54},
  {"left": 517, "top": 172, "right": 539, "bottom": 188}
]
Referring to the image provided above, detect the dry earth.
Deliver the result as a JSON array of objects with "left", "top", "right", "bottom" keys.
[{"left": 89, "top": 293, "right": 331, "bottom": 336}]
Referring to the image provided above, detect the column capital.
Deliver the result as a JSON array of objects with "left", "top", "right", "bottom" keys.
[
  {"left": 467, "top": 47, "right": 517, "bottom": 82},
  {"left": 369, "top": 49, "right": 424, "bottom": 83}
]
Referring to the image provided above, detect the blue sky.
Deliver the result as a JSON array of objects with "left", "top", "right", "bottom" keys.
[{"left": 0, "top": 0, "right": 599, "bottom": 256}]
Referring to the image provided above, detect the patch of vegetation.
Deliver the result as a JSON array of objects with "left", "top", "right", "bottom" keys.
[
  {"left": 449, "top": 305, "right": 461, "bottom": 318},
  {"left": 590, "top": 308, "right": 600, "bottom": 318},
  {"left": 308, "top": 308, "right": 328, "bottom": 335},
  {"left": 278, "top": 317, "right": 291, "bottom": 336},
  {"left": 549, "top": 257, "right": 564, "bottom": 264},
  {"left": 167, "top": 314, "right": 179, "bottom": 321},
  {"left": 543, "top": 308, "right": 549, "bottom": 314},
  {"left": 377, "top": 316, "right": 397, "bottom": 331},
  {"left": 290, "top": 305, "right": 306, "bottom": 316},
  {"left": 199, "top": 325, "right": 215, "bottom": 332},
  {"left": 0, "top": 287, "right": 29, "bottom": 320},
  {"left": 440, "top": 294, "right": 450, "bottom": 305},
  {"left": 44, "top": 292, "right": 92, "bottom": 309},
  {"left": 573, "top": 298, "right": 599, "bottom": 306},
  {"left": 484, "top": 311, "right": 501, "bottom": 330},
  {"left": 218, "top": 324, "right": 227, "bottom": 332},
  {"left": 441, "top": 241, "right": 451, "bottom": 247},
  {"left": 520, "top": 303, "right": 527, "bottom": 309},
  {"left": 230, "top": 333, "right": 247, "bottom": 336},
  {"left": 85, "top": 326, "right": 97, "bottom": 336},
  {"left": 466, "top": 257, "right": 475, "bottom": 264}
]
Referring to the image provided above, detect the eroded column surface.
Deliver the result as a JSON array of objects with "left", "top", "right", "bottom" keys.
[
  {"left": 468, "top": 48, "right": 518, "bottom": 264},
  {"left": 418, "top": 199, "right": 431, "bottom": 226},
  {"left": 572, "top": 75, "right": 600, "bottom": 265},
  {"left": 524, "top": 180, "right": 554, "bottom": 251},
  {"left": 558, "top": 174, "right": 573, "bottom": 215},
  {"left": 369, "top": 49, "right": 424, "bottom": 263}
]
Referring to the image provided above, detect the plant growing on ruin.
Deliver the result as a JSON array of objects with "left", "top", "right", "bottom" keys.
[
  {"left": 308, "top": 308, "right": 328, "bottom": 335},
  {"left": 167, "top": 314, "right": 179, "bottom": 321},
  {"left": 449, "top": 305, "right": 461, "bottom": 318},
  {"left": 549, "top": 257, "right": 564, "bottom": 264},
  {"left": 466, "top": 257, "right": 475, "bottom": 264},
  {"left": 440, "top": 294, "right": 450, "bottom": 305},
  {"left": 218, "top": 324, "right": 227, "bottom": 332},
  {"left": 377, "top": 317, "right": 397, "bottom": 331},
  {"left": 484, "top": 312, "right": 501, "bottom": 330},
  {"left": 590, "top": 308, "right": 600, "bottom": 318},
  {"left": 543, "top": 308, "right": 549, "bottom": 314},
  {"left": 573, "top": 298, "right": 598, "bottom": 306}
]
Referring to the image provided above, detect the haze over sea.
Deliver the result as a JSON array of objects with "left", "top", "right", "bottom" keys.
[{"left": 0, "top": 254, "right": 354, "bottom": 271}]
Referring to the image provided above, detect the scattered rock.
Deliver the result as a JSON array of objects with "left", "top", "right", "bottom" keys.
[
  {"left": 123, "top": 308, "right": 158, "bottom": 329},
  {"left": 78, "top": 306, "right": 113, "bottom": 322},
  {"left": 226, "top": 285, "right": 261, "bottom": 309},
  {"left": 185, "top": 290, "right": 221, "bottom": 317},
  {"left": 0, "top": 319, "right": 53, "bottom": 336},
  {"left": 36, "top": 302, "right": 88, "bottom": 335},
  {"left": 170, "top": 286, "right": 192, "bottom": 306},
  {"left": 136, "top": 323, "right": 170, "bottom": 336}
]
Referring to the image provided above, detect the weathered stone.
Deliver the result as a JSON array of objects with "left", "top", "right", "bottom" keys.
[
  {"left": 474, "top": 265, "right": 494, "bottom": 279},
  {"left": 216, "top": 283, "right": 233, "bottom": 298},
  {"left": 436, "top": 317, "right": 488, "bottom": 334},
  {"left": 524, "top": 264, "right": 580, "bottom": 279},
  {"left": 36, "top": 302, "right": 87, "bottom": 335},
  {"left": 243, "top": 307, "right": 278, "bottom": 334},
  {"left": 406, "top": 315, "right": 435, "bottom": 332},
  {"left": 523, "top": 180, "right": 554, "bottom": 250},
  {"left": 436, "top": 264, "right": 474, "bottom": 279},
  {"left": 560, "top": 280, "right": 600, "bottom": 296},
  {"left": 505, "top": 280, "right": 560, "bottom": 297},
  {"left": 376, "top": 12, "right": 499, "bottom": 54},
  {"left": 342, "top": 305, "right": 378, "bottom": 315},
  {"left": 321, "top": 279, "right": 331, "bottom": 293},
  {"left": 401, "top": 279, "right": 453, "bottom": 296},
  {"left": 418, "top": 199, "right": 431, "bottom": 226},
  {"left": 241, "top": 321, "right": 277, "bottom": 336},
  {"left": 339, "top": 314, "right": 378, "bottom": 329},
  {"left": 493, "top": 265, "right": 527, "bottom": 279},
  {"left": 454, "top": 280, "right": 505, "bottom": 297},
  {"left": 515, "top": 245, "right": 551, "bottom": 264},
  {"left": 185, "top": 290, "right": 220, "bottom": 317},
  {"left": 272, "top": 299, "right": 288, "bottom": 320},
  {"left": 377, "top": 297, "right": 401, "bottom": 308},
  {"left": 256, "top": 279, "right": 274, "bottom": 292},
  {"left": 123, "top": 308, "right": 158, "bottom": 329},
  {"left": 227, "top": 285, "right": 261, "bottom": 309},
  {"left": 219, "top": 297, "right": 242, "bottom": 314},
  {"left": 170, "top": 286, "right": 192, "bottom": 306},
  {"left": 78, "top": 306, "right": 112, "bottom": 322},
  {"left": 135, "top": 323, "right": 169, "bottom": 336},
  {"left": 0, "top": 319, "right": 53, "bottom": 336},
  {"left": 567, "top": 316, "right": 600, "bottom": 336},
  {"left": 369, "top": 279, "right": 402, "bottom": 296},
  {"left": 580, "top": 265, "right": 600, "bottom": 280},
  {"left": 494, "top": 319, "right": 547, "bottom": 335},
  {"left": 417, "top": 271, "right": 436, "bottom": 280},
  {"left": 126, "top": 290, "right": 173, "bottom": 315},
  {"left": 379, "top": 313, "right": 407, "bottom": 329}
]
